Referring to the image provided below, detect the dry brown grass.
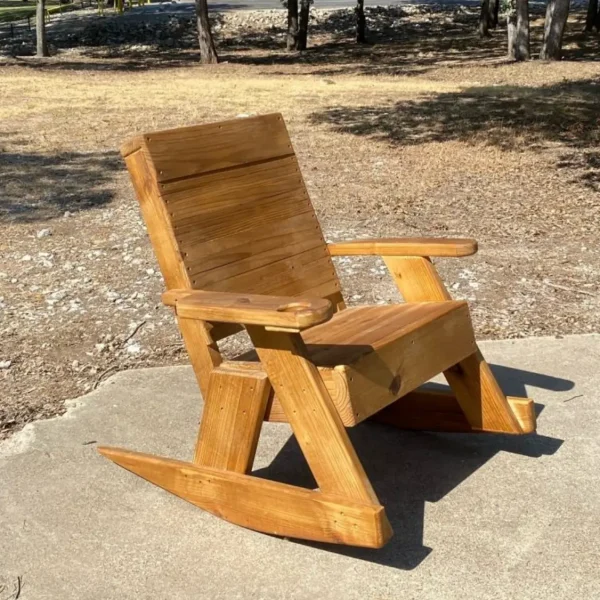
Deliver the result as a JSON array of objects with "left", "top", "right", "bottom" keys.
[{"left": 1, "top": 10, "right": 599, "bottom": 439}]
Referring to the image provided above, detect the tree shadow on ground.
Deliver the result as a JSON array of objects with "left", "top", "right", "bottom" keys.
[
  {"left": 220, "top": 11, "right": 507, "bottom": 77},
  {"left": 310, "top": 78, "right": 600, "bottom": 190},
  {"left": 255, "top": 364, "right": 569, "bottom": 570},
  {"left": 0, "top": 138, "right": 120, "bottom": 222},
  {"left": 1, "top": 49, "right": 203, "bottom": 71},
  {"left": 218, "top": 10, "right": 597, "bottom": 76},
  {"left": 562, "top": 28, "right": 600, "bottom": 61}
]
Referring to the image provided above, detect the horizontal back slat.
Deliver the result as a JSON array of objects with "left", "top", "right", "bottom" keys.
[
  {"left": 166, "top": 156, "right": 313, "bottom": 245},
  {"left": 195, "top": 246, "right": 338, "bottom": 296},
  {"left": 143, "top": 113, "right": 294, "bottom": 183},
  {"left": 180, "top": 212, "right": 321, "bottom": 270}
]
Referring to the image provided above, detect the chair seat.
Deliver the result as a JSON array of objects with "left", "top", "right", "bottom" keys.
[
  {"left": 303, "top": 302, "right": 467, "bottom": 366},
  {"left": 234, "top": 301, "right": 477, "bottom": 426}
]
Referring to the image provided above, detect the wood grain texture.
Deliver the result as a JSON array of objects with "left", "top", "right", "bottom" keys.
[
  {"left": 384, "top": 256, "right": 452, "bottom": 302},
  {"left": 141, "top": 113, "right": 294, "bottom": 183},
  {"left": 246, "top": 327, "right": 381, "bottom": 506},
  {"left": 329, "top": 238, "right": 478, "bottom": 257},
  {"left": 372, "top": 387, "right": 536, "bottom": 433},
  {"left": 444, "top": 351, "right": 524, "bottom": 433},
  {"left": 384, "top": 256, "right": 528, "bottom": 433},
  {"left": 264, "top": 366, "right": 349, "bottom": 424},
  {"left": 124, "top": 114, "right": 344, "bottom": 343},
  {"left": 98, "top": 447, "right": 392, "bottom": 548},
  {"left": 176, "top": 316, "right": 222, "bottom": 398},
  {"left": 194, "top": 365, "right": 271, "bottom": 473},
  {"left": 218, "top": 360, "right": 349, "bottom": 425},
  {"left": 120, "top": 135, "right": 143, "bottom": 159},
  {"left": 165, "top": 154, "right": 341, "bottom": 303},
  {"left": 123, "top": 149, "right": 188, "bottom": 290},
  {"left": 144, "top": 117, "right": 343, "bottom": 311},
  {"left": 239, "top": 302, "right": 476, "bottom": 426},
  {"left": 163, "top": 289, "right": 333, "bottom": 331},
  {"left": 320, "top": 304, "right": 477, "bottom": 424}
]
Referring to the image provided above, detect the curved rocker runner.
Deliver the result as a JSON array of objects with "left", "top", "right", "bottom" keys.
[{"left": 99, "top": 114, "right": 536, "bottom": 548}]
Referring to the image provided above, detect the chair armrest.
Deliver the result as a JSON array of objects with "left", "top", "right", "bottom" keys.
[
  {"left": 328, "top": 238, "right": 478, "bottom": 258},
  {"left": 162, "top": 289, "right": 333, "bottom": 331}
]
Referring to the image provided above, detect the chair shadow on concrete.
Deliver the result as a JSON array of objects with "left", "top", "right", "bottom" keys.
[{"left": 253, "top": 364, "right": 570, "bottom": 570}]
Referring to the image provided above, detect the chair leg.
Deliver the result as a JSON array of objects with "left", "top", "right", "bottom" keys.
[
  {"left": 194, "top": 364, "right": 271, "bottom": 473},
  {"left": 384, "top": 255, "right": 534, "bottom": 434},
  {"left": 246, "top": 326, "right": 384, "bottom": 505},
  {"left": 444, "top": 350, "right": 525, "bottom": 433}
]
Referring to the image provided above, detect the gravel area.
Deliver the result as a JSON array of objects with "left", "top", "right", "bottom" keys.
[{"left": 1, "top": 5, "right": 599, "bottom": 439}]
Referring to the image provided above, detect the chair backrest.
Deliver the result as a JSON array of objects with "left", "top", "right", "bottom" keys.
[{"left": 121, "top": 114, "right": 345, "bottom": 341}]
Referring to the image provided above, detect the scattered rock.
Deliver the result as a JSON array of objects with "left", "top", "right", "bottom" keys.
[
  {"left": 46, "top": 290, "right": 68, "bottom": 305},
  {"left": 125, "top": 342, "right": 141, "bottom": 355}
]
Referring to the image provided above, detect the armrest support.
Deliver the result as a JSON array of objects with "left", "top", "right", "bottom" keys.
[
  {"left": 328, "top": 238, "right": 478, "bottom": 258},
  {"left": 162, "top": 289, "right": 333, "bottom": 332}
]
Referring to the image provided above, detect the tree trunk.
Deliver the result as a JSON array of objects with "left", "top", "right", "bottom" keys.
[
  {"left": 540, "top": 0, "right": 570, "bottom": 60},
  {"left": 479, "top": 0, "right": 491, "bottom": 37},
  {"left": 491, "top": 0, "right": 500, "bottom": 27},
  {"left": 287, "top": 0, "right": 299, "bottom": 51},
  {"left": 36, "top": 0, "right": 49, "bottom": 58},
  {"left": 356, "top": 0, "right": 366, "bottom": 43},
  {"left": 585, "top": 0, "right": 598, "bottom": 31},
  {"left": 507, "top": 0, "right": 530, "bottom": 61},
  {"left": 297, "top": 0, "right": 310, "bottom": 51},
  {"left": 196, "top": 0, "right": 218, "bottom": 64},
  {"left": 479, "top": 0, "right": 499, "bottom": 37}
]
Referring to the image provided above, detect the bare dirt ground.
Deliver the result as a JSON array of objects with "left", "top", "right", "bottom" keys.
[{"left": 1, "top": 7, "right": 599, "bottom": 439}]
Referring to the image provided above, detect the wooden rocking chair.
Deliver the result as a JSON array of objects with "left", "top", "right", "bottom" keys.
[{"left": 99, "top": 114, "right": 536, "bottom": 548}]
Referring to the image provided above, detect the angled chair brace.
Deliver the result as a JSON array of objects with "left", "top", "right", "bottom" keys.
[{"left": 100, "top": 114, "right": 536, "bottom": 549}]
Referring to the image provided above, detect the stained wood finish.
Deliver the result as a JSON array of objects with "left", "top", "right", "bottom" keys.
[
  {"left": 384, "top": 256, "right": 528, "bottom": 434},
  {"left": 372, "top": 387, "right": 536, "bottom": 434},
  {"left": 154, "top": 119, "right": 343, "bottom": 308},
  {"left": 307, "top": 303, "right": 476, "bottom": 424},
  {"left": 444, "top": 351, "right": 524, "bottom": 432},
  {"left": 177, "top": 316, "right": 222, "bottom": 398},
  {"left": 98, "top": 447, "right": 392, "bottom": 548},
  {"left": 109, "top": 114, "right": 536, "bottom": 550},
  {"left": 237, "top": 302, "right": 476, "bottom": 426},
  {"left": 194, "top": 364, "right": 271, "bottom": 473},
  {"left": 246, "top": 326, "right": 381, "bottom": 506},
  {"left": 139, "top": 113, "right": 294, "bottom": 182},
  {"left": 219, "top": 360, "right": 349, "bottom": 425},
  {"left": 123, "top": 144, "right": 188, "bottom": 290},
  {"left": 384, "top": 256, "right": 452, "bottom": 303},
  {"left": 162, "top": 289, "right": 333, "bottom": 331},
  {"left": 329, "top": 238, "right": 478, "bottom": 258}
]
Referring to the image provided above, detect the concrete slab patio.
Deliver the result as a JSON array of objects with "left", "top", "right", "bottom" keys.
[{"left": 1, "top": 335, "right": 599, "bottom": 599}]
